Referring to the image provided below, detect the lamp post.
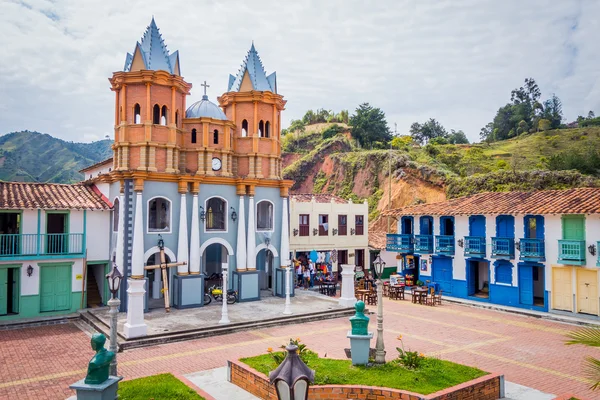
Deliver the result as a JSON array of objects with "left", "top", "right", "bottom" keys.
[
  {"left": 105, "top": 263, "right": 123, "bottom": 376},
  {"left": 283, "top": 260, "right": 293, "bottom": 315},
  {"left": 269, "top": 342, "right": 315, "bottom": 400},
  {"left": 219, "top": 263, "right": 230, "bottom": 324},
  {"left": 373, "top": 255, "right": 386, "bottom": 364}
]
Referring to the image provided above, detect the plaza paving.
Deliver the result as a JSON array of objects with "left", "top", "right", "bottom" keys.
[
  {"left": 0, "top": 295, "right": 599, "bottom": 399},
  {"left": 90, "top": 289, "right": 345, "bottom": 336}
]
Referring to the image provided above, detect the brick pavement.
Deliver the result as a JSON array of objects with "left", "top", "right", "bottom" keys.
[{"left": 0, "top": 298, "right": 599, "bottom": 400}]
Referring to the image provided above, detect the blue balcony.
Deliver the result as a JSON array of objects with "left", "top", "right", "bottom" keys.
[
  {"left": 519, "top": 238, "right": 545, "bottom": 262},
  {"left": 0, "top": 233, "right": 84, "bottom": 260},
  {"left": 558, "top": 240, "right": 586, "bottom": 265},
  {"left": 435, "top": 235, "right": 455, "bottom": 255},
  {"left": 414, "top": 235, "right": 433, "bottom": 253},
  {"left": 464, "top": 236, "right": 486, "bottom": 257},
  {"left": 491, "top": 237, "right": 514, "bottom": 260},
  {"left": 386, "top": 234, "right": 414, "bottom": 253}
]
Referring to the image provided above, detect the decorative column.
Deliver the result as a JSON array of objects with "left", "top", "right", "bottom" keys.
[
  {"left": 339, "top": 264, "right": 357, "bottom": 307},
  {"left": 219, "top": 260, "right": 230, "bottom": 324},
  {"left": 280, "top": 195, "right": 290, "bottom": 267},
  {"left": 246, "top": 194, "right": 256, "bottom": 270},
  {"left": 236, "top": 191, "right": 247, "bottom": 271},
  {"left": 152, "top": 270, "right": 161, "bottom": 299},
  {"left": 176, "top": 190, "right": 189, "bottom": 275},
  {"left": 115, "top": 191, "right": 125, "bottom": 277},
  {"left": 124, "top": 189, "right": 147, "bottom": 338},
  {"left": 189, "top": 191, "right": 201, "bottom": 275}
]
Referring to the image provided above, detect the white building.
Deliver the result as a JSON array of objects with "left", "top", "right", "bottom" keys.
[
  {"left": 383, "top": 187, "right": 600, "bottom": 317},
  {"left": 289, "top": 194, "right": 369, "bottom": 273}
]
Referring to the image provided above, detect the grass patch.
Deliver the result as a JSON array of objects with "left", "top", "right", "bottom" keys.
[
  {"left": 118, "top": 373, "right": 204, "bottom": 400},
  {"left": 241, "top": 352, "right": 487, "bottom": 395}
]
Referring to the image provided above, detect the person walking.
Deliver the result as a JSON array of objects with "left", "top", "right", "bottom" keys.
[
  {"left": 303, "top": 266, "right": 310, "bottom": 290},
  {"left": 295, "top": 259, "right": 302, "bottom": 288},
  {"left": 309, "top": 260, "right": 316, "bottom": 288}
]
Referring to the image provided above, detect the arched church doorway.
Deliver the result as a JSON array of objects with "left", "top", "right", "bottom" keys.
[
  {"left": 145, "top": 252, "right": 172, "bottom": 310},
  {"left": 257, "top": 249, "right": 274, "bottom": 290}
]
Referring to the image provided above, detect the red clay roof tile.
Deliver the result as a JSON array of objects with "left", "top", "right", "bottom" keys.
[{"left": 0, "top": 181, "right": 112, "bottom": 210}]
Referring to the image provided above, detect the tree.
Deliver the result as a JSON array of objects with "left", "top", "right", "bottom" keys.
[
  {"left": 588, "top": 110, "right": 596, "bottom": 119},
  {"left": 479, "top": 122, "right": 493, "bottom": 142},
  {"left": 538, "top": 119, "right": 551, "bottom": 131},
  {"left": 349, "top": 103, "right": 391, "bottom": 147},
  {"left": 409, "top": 118, "right": 447, "bottom": 145},
  {"left": 541, "top": 94, "right": 563, "bottom": 129},
  {"left": 566, "top": 327, "right": 600, "bottom": 391},
  {"left": 448, "top": 129, "right": 469, "bottom": 144},
  {"left": 390, "top": 135, "right": 413, "bottom": 149}
]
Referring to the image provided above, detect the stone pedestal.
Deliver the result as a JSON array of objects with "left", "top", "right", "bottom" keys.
[
  {"left": 347, "top": 331, "right": 373, "bottom": 365},
  {"left": 69, "top": 376, "right": 122, "bottom": 400},
  {"left": 339, "top": 264, "right": 356, "bottom": 307},
  {"left": 173, "top": 274, "right": 204, "bottom": 309},
  {"left": 231, "top": 270, "right": 260, "bottom": 302},
  {"left": 123, "top": 278, "right": 147, "bottom": 338}
]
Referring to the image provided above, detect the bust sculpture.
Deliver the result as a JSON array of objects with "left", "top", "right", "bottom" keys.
[
  {"left": 349, "top": 301, "right": 369, "bottom": 336},
  {"left": 84, "top": 333, "right": 115, "bottom": 384}
]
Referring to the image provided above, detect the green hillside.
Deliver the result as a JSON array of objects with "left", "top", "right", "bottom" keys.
[{"left": 0, "top": 131, "right": 113, "bottom": 183}]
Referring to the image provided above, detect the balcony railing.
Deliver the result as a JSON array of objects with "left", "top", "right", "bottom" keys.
[
  {"left": 386, "top": 234, "right": 414, "bottom": 253},
  {"left": 519, "top": 238, "right": 545, "bottom": 261},
  {"left": 0, "top": 233, "right": 84, "bottom": 259},
  {"left": 435, "top": 235, "right": 455, "bottom": 255},
  {"left": 558, "top": 240, "right": 586, "bottom": 265},
  {"left": 464, "top": 236, "right": 486, "bottom": 257},
  {"left": 491, "top": 237, "right": 514, "bottom": 259},
  {"left": 414, "top": 235, "right": 433, "bottom": 253}
]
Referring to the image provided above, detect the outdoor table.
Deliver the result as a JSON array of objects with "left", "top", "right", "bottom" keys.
[
  {"left": 356, "top": 289, "right": 370, "bottom": 302},
  {"left": 389, "top": 285, "right": 405, "bottom": 300},
  {"left": 412, "top": 287, "right": 428, "bottom": 304},
  {"left": 322, "top": 281, "right": 336, "bottom": 296}
]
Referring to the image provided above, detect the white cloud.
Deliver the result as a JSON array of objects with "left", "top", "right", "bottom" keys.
[{"left": 0, "top": 0, "right": 598, "bottom": 143}]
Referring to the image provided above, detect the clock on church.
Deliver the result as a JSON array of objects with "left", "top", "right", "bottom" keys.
[{"left": 212, "top": 157, "right": 222, "bottom": 171}]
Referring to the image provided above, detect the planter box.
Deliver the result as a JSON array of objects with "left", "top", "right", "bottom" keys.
[{"left": 228, "top": 359, "right": 504, "bottom": 400}]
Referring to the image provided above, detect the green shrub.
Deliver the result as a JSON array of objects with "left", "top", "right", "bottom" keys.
[{"left": 322, "top": 124, "right": 345, "bottom": 139}]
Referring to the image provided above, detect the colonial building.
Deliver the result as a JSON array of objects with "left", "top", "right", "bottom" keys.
[
  {"left": 289, "top": 194, "right": 369, "bottom": 274},
  {"left": 384, "top": 188, "right": 600, "bottom": 317},
  {"left": 83, "top": 18, "right": 292, "bottom": 337},
  {"left": 0, "top": 182, "right": 111, "bottom": 321}
]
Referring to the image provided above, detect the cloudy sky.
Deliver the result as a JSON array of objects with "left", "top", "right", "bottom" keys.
[{"left": 0, "top": 0, "right": 598, "bottom": 143}]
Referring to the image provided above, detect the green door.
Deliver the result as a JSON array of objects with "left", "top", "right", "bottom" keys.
[
  {"left": 40, "top": 265, "right": 71, "bottom": 312},
  {"left": 0, "top": 269, "right": 7, "bottom": 315},
  {"left": 562, "top": 216, "right": 585, "bottom": 240}
]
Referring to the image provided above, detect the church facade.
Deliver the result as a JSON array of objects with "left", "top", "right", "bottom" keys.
[{"left": 86, "top": 18, "right": 292, "bottom": 337}]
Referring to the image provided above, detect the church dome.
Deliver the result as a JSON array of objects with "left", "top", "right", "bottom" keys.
[{"left": 186, "top": 95, "right": 228, "bottom": 120}]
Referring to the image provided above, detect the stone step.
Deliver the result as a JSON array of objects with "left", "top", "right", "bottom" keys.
[{"left": 80, "top": 307, "right": 355, "bottom": 351}]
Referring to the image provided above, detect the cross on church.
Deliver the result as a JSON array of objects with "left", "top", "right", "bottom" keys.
[
  {"left": 143, "top": 236, "right": 186, "bottom": 313},
  {"left": 201, "top": 80, "right": 210, "bottom": 96}
]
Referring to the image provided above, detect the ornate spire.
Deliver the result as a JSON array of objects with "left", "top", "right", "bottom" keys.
[
  {"left": 228, "top": 43, "right": 277, "bottom": 93},
  {"left": 123, "top": 17, "right": 180, "bottom": 75}
]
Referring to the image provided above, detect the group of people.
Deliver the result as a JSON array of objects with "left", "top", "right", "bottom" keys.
[{"left": 293, "top": 258, "right": 335, "bottom": 289}]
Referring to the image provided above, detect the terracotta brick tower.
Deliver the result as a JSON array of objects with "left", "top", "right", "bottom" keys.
[
  {"left": 109, "top": 17, "right": 192, "bottom": 174},
  {"left": 218, "top": 43, "right": 287, "bottom": 180}
]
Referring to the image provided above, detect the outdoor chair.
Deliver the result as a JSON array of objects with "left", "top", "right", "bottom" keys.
[
  {"left": 426, "top": 287, "right": 436, "bottom": 306},
  {"left": 366, "top": 291, "right": 377, "bottom": 305},
  {"left": 434, "top": 289, "right": 443, "bottom": 305},
  {"left": 397, "top": 286, "right": 405, "bottom": 300}
]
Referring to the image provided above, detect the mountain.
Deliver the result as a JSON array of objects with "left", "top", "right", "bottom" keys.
[
  {"left": 281, "top": 123, "right": 600, "bottom": 231},
  {"left": 0, "top": 131, "right": 113, "bottom": 183}
]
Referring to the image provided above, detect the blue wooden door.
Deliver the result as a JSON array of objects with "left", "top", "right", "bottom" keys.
[
  {"left": 469, "top": 216, "right": 486, "bottom": 237},
  {"left": 467, "top": 261, "right": 476, "bottom": 296},
  {"left": 496, "top": 215, "right": 515, "bottom": 238},
  {"left": 40, "top": 265, "right": 71, "bottom": 312},
  {"left": 420, "top": 216, "right": 433, "bottom": 235},
  {"left": 432, "top": 257, "right": 452, "bottom": 294},
  {"left": 0, "top": 269, "right": 7, "bottom": 315},
  {"left": 519, "top": 264, "right": 534, "bottom": 305}
]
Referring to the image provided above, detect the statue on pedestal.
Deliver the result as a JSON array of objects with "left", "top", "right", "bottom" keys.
[
  {"left": 349, "top": 301, "right": 369, "bottom": 335},
  {"left": 85, "top": 334, "right": 115, "bottom": 385}
]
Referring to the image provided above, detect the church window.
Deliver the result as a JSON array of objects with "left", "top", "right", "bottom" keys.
[
  {"left": 241, "top": 119, "right": 248, "bottom": 137},
  {"left": 153, "top": 104, "right": 160, "bottom": 124},
  {"left": 213, "top": 130, "right": 219, "bottom": 144},
  {"left": 175, "top": 111, "right": 179, "bottom": 127},
  {"left": 257, "top": 200, "right": 274, "bottom": 231},
  {"left": 191, "top": 129, "right": 197, "bottom": 144},
  {"left": 134, "top": 104, "right": 141, "bottom": 124},
  {"left": 148, "top": 197, "right": 171, "bottom": 232},
  {"left": 206, "top": 197, "right": 226, "bottom": 231},
  {"left": 160, "top": 106, "right": 168, "bottom": 125},
  {"left": 258, "top": 120, "right": 264, "bottom": 137},
  {"left": 265, "top": 121, "right": 270, "bottom": 138},
  {"left": 112, "top": 198, "right": 120, "bottom": 232}
]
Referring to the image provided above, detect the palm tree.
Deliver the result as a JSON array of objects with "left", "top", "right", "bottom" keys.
[{"left": 566, "top": 327, "right": 600, "bottom": 390}]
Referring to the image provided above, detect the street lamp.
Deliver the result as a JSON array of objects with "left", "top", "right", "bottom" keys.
[
  {"left": 219, "top": 263, "right": 230, "bottom": 324},
  {"left": 105, "top": 263, "right": 123, "bottom": 376},
  {"left": 283, "top": 260, "right": 292, "bottom": 315},
  {"left": 269, "top": 342, "right": 315, "bottom": 400},
  {"left": 372, "top": 255, "right": 386, "bottom": 364}
]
